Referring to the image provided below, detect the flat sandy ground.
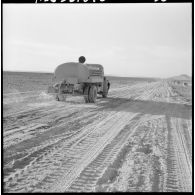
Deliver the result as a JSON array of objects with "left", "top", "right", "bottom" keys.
[{"left": 3, "top": 71, "right": 192, "bottom": 192}]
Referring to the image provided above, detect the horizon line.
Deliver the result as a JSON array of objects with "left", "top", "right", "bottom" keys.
[{"left": 3, "top": 69, "right": 164, "bottom": 79}]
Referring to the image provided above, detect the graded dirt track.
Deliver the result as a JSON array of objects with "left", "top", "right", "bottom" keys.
[{"left": 3, "top": 80, "right": 192, "bottom": 192}]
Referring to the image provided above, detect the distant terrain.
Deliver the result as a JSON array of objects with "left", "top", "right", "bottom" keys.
[
  {"left": 3, "top": 71, "right": 159, "bottom": 94},
  {"left": 168, "top": 74, "right": 191, "bottom": 81}
]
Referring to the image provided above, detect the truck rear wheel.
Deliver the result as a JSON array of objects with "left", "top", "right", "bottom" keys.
[
  {"left": 102, "top": 79, "right": 108, "bottom": 98},
  {"left": 102, "top": 91, "right": 108, "bottom": 98},
  {"left": 84, "top": 86, "right": 90, "bottom": 103},
  {"left": 89, "top": 85, "right": 97, "bottom": 103}
]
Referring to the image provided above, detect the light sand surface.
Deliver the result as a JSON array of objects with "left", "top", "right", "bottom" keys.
[{"left": 3, "top": 80, "right": 192, "bottom": 192}]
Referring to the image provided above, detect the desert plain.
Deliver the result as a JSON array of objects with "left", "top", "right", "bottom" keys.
[{"left": 3, "top": 71, "right": 192, "bottom": 192}]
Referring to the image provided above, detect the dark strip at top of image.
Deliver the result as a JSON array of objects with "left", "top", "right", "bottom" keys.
[{"left": 1, "top": 0, "right": 193, "bottom": 4}]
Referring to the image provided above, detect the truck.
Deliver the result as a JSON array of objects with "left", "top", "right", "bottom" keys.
[{"left": 47, "top": 60, "right": 110, "bottom": 103}]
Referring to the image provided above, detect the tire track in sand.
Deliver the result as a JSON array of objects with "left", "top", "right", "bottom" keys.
[
  {"left": 3, "top": 81, "right": 192, "bottom": 192},
  {"left": 4, "top": 99, "right": 144, "bottom": 192},
  {"left": 165, "top": 116, "right": 192, "bottom": 192}
]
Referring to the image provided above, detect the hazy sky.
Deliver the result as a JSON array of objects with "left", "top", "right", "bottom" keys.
[{"left": 3, "top": 3, "right": 192, "bottom": 78}]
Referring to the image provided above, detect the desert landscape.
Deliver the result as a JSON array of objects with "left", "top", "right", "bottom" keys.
[{"left": 3, "top": 71, "right": 192, "bottom": 192}]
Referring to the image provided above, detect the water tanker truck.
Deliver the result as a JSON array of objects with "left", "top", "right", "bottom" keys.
[{"left": 48, "top": 56, "right": 110, "bottom": 103}]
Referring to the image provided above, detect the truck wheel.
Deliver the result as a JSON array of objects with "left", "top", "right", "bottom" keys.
[
  {"left": 102, "top": 91, "right": 108, "bottom": 98},
  {"left": 89, "top": 85, "right": 97, "bottom": 103},
  {"left": 102, "top": 80, "right": 108, "bottom": 98},
  {"left": 84, "top": 86, "right": 90, "bottom": 103}
]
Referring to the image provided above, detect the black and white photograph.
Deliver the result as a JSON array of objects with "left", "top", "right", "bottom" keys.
[{"left": 2, "top": 1, "right": 192, "bottom": 192}]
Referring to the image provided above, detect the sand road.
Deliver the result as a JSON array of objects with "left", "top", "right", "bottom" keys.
[{"left": 3, "top": 81, "right": 192, "bottom": 192}]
